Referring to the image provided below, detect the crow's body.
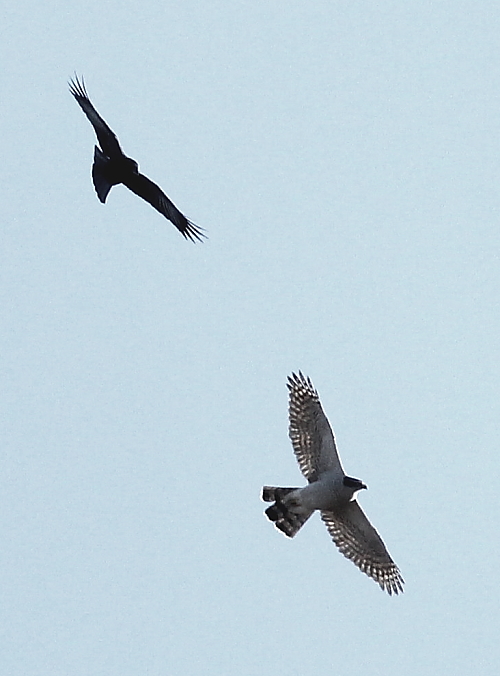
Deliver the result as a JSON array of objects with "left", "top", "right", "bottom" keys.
[{"left": 70, "top": 76, "right": 204, "bottom": 242}]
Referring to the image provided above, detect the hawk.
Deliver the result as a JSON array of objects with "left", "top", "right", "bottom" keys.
[
  {"left": 69, "top": 75, "right": 205, "bottom": 242},
  {"left": 262, "top": 372, "right": 404, "bottom": 595}
]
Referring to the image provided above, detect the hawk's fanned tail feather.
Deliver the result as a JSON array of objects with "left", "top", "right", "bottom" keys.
[{"left": 262, "top": 486, "right": 313, "bottom": 538}]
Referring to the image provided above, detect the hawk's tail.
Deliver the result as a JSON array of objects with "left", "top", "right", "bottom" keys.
[{"left": 262, "top": 486, "right": 313, "bottom": 538}]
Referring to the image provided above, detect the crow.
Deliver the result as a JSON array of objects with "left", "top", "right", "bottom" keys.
[{"left": 69, "top": 75, "right": 205, "bottom": 242}]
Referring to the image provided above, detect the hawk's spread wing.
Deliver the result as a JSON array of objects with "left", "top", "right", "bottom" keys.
[
  {"left": 287, "top": 372, "right": 344, "bottom": 482},
  {"left": 123, "top": 172, "right": 205, "bottom": 243},
  {"left": 69, "top": 75, "right": 124, "bottom": 159},
  {"left": 321, "top": 501, "right": 404, "bottom": 595}
]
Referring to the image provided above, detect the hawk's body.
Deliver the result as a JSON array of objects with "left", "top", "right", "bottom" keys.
[{"left": 262, "top": 372, "right": 404, "bottom": 596}]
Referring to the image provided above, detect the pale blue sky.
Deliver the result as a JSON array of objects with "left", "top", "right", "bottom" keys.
[{"left": 1, "top": 1, "right": 499, "bottom": 674}]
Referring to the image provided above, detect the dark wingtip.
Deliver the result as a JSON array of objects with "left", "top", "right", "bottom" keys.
[
  {"left": 69, "top": 73, "right": 89, "bottom": 101},
  {"left": 287, "top": 371, "right": 317, "bottom": 396},
  {"left": 182, "top": 220, "right": 207, "bottom": 243}
]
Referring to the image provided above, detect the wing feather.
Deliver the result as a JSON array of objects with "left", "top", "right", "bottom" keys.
[
  {"left": 321, "top": 501, "right": 404, "bottom": 595},
  {"left": 123, "top": 171, "right": 205, "bottom": 242},
  {"left": 287, "top": 372, "right": 343, "bottom": 482},
  {"left": 69, "top": 75, "right": 124, "bottom": 159}
]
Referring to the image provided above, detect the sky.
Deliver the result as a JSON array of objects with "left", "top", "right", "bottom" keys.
[{"left": 1, "top": 1, "right": 500, "bottom": 674}]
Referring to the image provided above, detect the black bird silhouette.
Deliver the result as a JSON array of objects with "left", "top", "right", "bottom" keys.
[{"left": 69, "top": 75, "right": 205, "bottom": 242}]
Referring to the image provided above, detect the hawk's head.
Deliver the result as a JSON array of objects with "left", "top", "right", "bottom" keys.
[{"left": 343, "top": 476, "right": 367, "bottom": 491}]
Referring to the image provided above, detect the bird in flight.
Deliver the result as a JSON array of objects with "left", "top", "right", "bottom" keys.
[
  {"left": 69, "top": 75, "right": 205, "bottom": 242},
  {"left": 262, "top": 372, "right": 404, "bottom": 595}
]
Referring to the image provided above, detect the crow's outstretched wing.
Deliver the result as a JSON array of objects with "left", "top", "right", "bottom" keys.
[
  {"left": 69, "top": 75, "right": 124, "bottom": 159},
  {"left": 123, "top": 171, "right": 205, "bottom": 242}
]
